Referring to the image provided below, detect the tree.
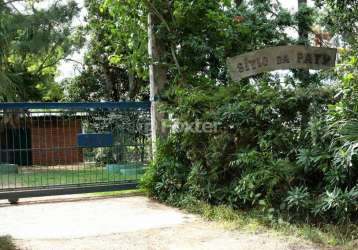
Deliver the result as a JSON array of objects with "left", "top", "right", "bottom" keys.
[
  {"left": 64, "top": 0, "right": 149, "bottom": 101},
  {"left": 316, "top": 0, "right": 358, "bottom": 47},
  {"left": 60, "top": 0, "right": 358, "bottom": 223},
  {"left": 0, "top": 0, "right": 80, "bottom": 101},
  {"left": 316, "top": 1, "right": 358, "bottom": 190}
]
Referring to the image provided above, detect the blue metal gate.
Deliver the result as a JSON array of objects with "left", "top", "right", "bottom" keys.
[{"left": 0, "top": 102, "right": 151, "bottom": 202}]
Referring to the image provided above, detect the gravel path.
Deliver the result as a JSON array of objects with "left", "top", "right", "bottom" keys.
[{"left": 0, "top": 195, "right": 323, "bottom": 250}]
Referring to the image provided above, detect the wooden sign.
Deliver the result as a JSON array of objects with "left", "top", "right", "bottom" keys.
[{"left": 227, "top": 45, "right": 337, "bottom": 81}]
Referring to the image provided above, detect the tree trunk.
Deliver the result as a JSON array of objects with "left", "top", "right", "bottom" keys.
[
  {"left": 298, "top": 0, "right": 309, "bottom": 44},
  {"left": 298, "top": 0, "right": 309, "bottom": 83},
  {"left": 148, "top": 6, "right": 168, "bottom": 153}
]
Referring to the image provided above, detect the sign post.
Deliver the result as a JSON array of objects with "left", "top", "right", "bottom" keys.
[{"left": 227, "top": 45, "right": 337, "bottom": 82}]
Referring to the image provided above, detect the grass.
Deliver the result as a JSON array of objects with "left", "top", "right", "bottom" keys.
[
  {"left": 0, "top": 167, "right": 144, "bottom": 189},
  {"left": 177, "top": 199, "right": 358, "bottom": 250},
  {"left": 0, "top": 236, "right": 17, "bottom": 250},
  {"left": 92, "top": 189, "right": 144, "bottom": 197}
]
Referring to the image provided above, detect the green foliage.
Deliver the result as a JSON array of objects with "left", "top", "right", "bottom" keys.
[
  {"left": 62, "top": 70, "right": 107, "bottom": 101},
  {"left": 67, "top": 0, "right": 302, "bottom": 100},
  {"left": 142, "top": 72, "right": 355, "bottom": 222},
  {"left": 0, "top": 236, "right": 17, "bottom": 250},
  {"left": 313, "top": 186, "right": 358, "bottom": 222},
  {"left": 64, "top": 0, "right": 149, "bottom": 101},
  {"left": 64, "top": 0, "right": 358, "bottom": 227},
  {"left": 285, "top": 186, "right": 311, "bottom": 212},
  {"left": 141, "top": 137, "right": 191, "bottom": 203},
  {"left": 139, "top": 0, "right": 358, "bottom": 224},
  {"left": 315, "top": 0, "right": 358, "bottom": 47},
  {"left": 0, "top": 0, "right": 80, "bottom": 101}
]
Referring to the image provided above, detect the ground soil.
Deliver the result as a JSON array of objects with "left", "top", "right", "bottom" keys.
[{"left": 0, "top": 195, "right": 327, "bottom": 250}]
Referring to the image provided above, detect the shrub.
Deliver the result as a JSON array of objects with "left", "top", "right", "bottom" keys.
[
  {"left": 141, "top": 137, "right": 190, "bottom": 203},
  {"left": 285, "top": 186, "right": 311, "bottom": 213},
  {"left": 141, "top": 50, "right": 358, "bottom": 223},
  {"left": 313, "top": 186, "right": 358, "bottom": 223},
  {"left": 0, "top": 236, "right": 17, "bottom": 250}
]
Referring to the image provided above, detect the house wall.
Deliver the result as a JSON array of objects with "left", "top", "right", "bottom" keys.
[{"left": 31, "top": 118, "right": 83, "bottom": 166}]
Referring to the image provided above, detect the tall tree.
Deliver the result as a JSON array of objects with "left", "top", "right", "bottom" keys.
[
  {"left": 316, "top": 0, "right": 358, "bottom": 47},
  {"left": 0, "top": 0, "right": 80, "bottom": 101},
  {"left": 64, "top": 0, "right": 149, "bottom": 102}
]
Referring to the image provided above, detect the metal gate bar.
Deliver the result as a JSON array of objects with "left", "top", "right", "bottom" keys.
[{"left": 0, "top": 102, "right": 151, "bottom": 200}]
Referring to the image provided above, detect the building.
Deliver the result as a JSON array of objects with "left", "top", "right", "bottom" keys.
[{"left": 0, "top": 115, "right": 83, "bottom": 166}]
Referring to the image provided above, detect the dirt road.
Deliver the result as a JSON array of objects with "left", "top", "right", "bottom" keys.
[{"left": 0, "top": 195, "right": 322, "bottom": 250}]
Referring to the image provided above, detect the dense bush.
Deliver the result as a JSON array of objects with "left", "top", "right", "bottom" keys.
[
  {"left": 142, "top": 69, "right": 358, "bottom": 223},
  {"left": 135, "top": 0, "right": 358, "bottom": 224},
  {"left": 0, "top": 236, "right": 17, "bottom": 250},
  {"left": 78, "top": 0, "right": 358, "bottom": 225}
]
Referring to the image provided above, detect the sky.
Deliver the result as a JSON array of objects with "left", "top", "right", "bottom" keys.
[
  {"left": 12, "top": 0, "right": 87, "bottom": 81},
  {"left": 54, "top": 0, "right": 314, "bottom": 81},
  {"left": 55, "top": 0, "right": 87, "bottom": 82}
]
